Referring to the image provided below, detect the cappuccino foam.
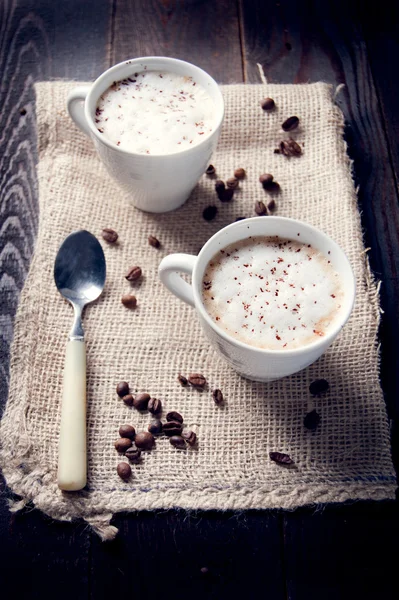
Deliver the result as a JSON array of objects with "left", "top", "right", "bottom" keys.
[
  {"left": 202, "top": 236, "right": 345, "bottom": 350},
  {"left": 95, "top": 70, "right": 216, "bottom": 155}
]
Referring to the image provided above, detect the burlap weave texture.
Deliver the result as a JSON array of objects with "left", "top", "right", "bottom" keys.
[{"left": 0, "top": 81, "right": 396, "bottom": 539}]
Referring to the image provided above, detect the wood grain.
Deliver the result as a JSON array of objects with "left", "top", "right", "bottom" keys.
[
  {"left": 110, "top": 0, "right": 243, "bottom": 83},
  {"left": 89, "top": 511, "right": 286, "bottom": 599}
]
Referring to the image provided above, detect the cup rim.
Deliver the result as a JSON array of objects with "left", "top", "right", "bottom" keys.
[
  {"left": 192, "top": 216, "right": 356, "bottom": 357},
  {"left": 83, "top": 56, "right": 225, "bottom": 159}
]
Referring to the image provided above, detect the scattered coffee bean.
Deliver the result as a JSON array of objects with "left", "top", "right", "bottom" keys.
[
  {"left": 188, "top": 373, "right": 207, "bottom": 388},
  {"left": 226, "top": 177, "right": 239, "bottom": 190},
  {"left": 282, "top": 116, "right": 299, "bottom": 132},
  {"left": 203, "top": 205, "right": 218, "bottom": 221},
  {"left": 121, "top": 294, "right": 137, "bottom": 308},
  {"left": 118, "top": 424, "right": 136, "bottom": 439},
  {"left": 279, "top": 138, "right": 302, "bottom": 157},
  {"left": 170, "top": 435, "right": 186, "bottom": 449},
  {"left": 148, "top": 419, "right": 163, "bottom": 435},
  {"left": 116, "top": 381, "right": 129, "bottom": 398},
  {"left": 212, "top": 389, "right": 224, "bottom": 405},
  {"left": 200, "top": 567, "right": 210, "bottom": 575},
  {"left": 269, "top": 451, "right": 294, "bottom": 465},
  {"left": 215, "top": 180, "right": 225, "bottom": 194},
  {"left": 234, "top": 167, "right": 246, "bottom": 180},
  {"left": 135, "top": 431, "right": 155, "bottom": 450},
  {"left": 163, "top": 421, "right": 183, "bottom": 436},
  {"left": 125, "top": 446, "right": 142, "bottom": 463},
  {"left": 304, "top": 409, "right": 321, "bottom": 430},
  {"left": 148, "top": 397, "right": 162, "bottom": 414},
  {"left": 182, "top": 430, "right": 197, "bottom": 445},
  {"left": 259, "top": 173, "right": 274, "bottom": 190},
  {"left": 260, "top": 97, "right": 275, "bottom": 111},
  {"left": 267, "top": 199, "right": 276, "bottom": 212},
  {"left": 266, "top": 181, "right": 280, "bottom": 193},
  {"left": 148, "top": 235, "right": 160, "bottom": 248},
  {"left": 133, "top": 392, "right": 151, "bottom": 411},
  {"left": 206, "top": 164, "right": 216, "bottom": 175},
  {"left": 178, "top": 374, "right": 188, "bottom": 386},
  {"left": 122, "top": 394, "right": 134, "bottom": 407},
  {"left": 166, "top": 411, "right": 183, "bottom": 424},
  {"left": 125, "top": 266, "right": 142, "bottom": 281},
  {"left": 101, "top": 228, "right": 118, "bottom": 243},
  {"left": 219, "top": 187, "right": 234, "bottom": 202},
  {"left": 117, "top": 462, "right": 131, "bottom": 480},
  {"left": 114, "top": 438, "right": 133, "bottom": 453},
  {"left": 19, "top": 107, "right": 27, "bottom": 116},
  {"left": 255, "top": 200, "right": 267, "bottom": 216},
  {"left": 274, "top": 148, "right": 281, "bottom": 154},
  {"left": 309, "top": 379, "right": 329, "bottom": 395}
]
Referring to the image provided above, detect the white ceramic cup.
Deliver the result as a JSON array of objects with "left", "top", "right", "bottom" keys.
[
  {"left": 67, "top": 57, "right": 224, "bottom": 213},
  {"left": 159, "top": 217, "right": 356, "bottom": 382}
]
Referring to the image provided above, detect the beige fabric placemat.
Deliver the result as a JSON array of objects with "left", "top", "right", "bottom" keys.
[{"left": 0, "top": 81, "right": 396, "bottom": 540}]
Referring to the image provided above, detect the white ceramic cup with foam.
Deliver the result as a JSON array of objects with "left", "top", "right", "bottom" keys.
[
  {"left": 67, "top": 57, "right": 224, "bottom": 213},
  {"left": 159, "top": 217, "right": 356, "bottom": 382}
]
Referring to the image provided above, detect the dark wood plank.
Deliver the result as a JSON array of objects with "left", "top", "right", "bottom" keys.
[
  {"left": 283, "top": 502, "right": 399, "bottom": 600},
  {"left": 240, "top": 0, "right": 399, "bottom": 449},
  {"left": 89, "top": 511, "right": 286, "bottom": 600},
  {"left": 0, "top": 0, "right": 110, "bottom": 593},
  {"left": 110, "top": 0, "right": 243, "bottom": 83}
]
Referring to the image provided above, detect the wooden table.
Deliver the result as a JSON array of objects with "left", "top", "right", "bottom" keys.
[{"left": 1, "top": 1, "right": 398, "bottom": 597}]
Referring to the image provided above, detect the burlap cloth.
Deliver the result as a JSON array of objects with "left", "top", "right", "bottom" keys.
[{"left": 0, "top": 81, "right": 396, "bottom": 540}]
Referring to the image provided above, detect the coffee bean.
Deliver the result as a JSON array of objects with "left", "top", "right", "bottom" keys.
[
  {"left": 122, "top": 394, "right": 134, "bottom": 407},
  {"left": 234, "top": 168, "right": 246, "bottom": 179},
  {"left": 166, "top": 411, "right": 183, "bottom": 424},
  {"left": 117, "top": 462, "right": 131, "bottom": 480},
  {"left": 148, "top": 397, "right": 162, "bottom": 414},
  {"left": 148, "top": 235, "right": 160, "bottom": 248},
  {"left": 203, "top": 205, "right": 218, "bottom": 221},
  {"left": 114, "top": 438, "right": 133, "bottom": 453},
  {"left": 188, "top": 373, "right": 207, "bottom": 388},
  {"left": 135, "top": 431, "right": 155, "bottom": 450},
  {"left": 200, "top": 567, "right": 210, "bottom": 575},
  {"left": 259, "top": 173, "right": 274, "bottom": 188},
  {"left": 163, "top": 421, "right": 183, "bottom": 436},
  {"left": 260, "top": 97, "right": 275, "bottom": 111},
  {"left": 279, "top": 138, "right": 302, "bottom": 157},
  {"left": 212, "top": 389, "right": 224, "bottom": 405},
  {"left": 133, "top": 392, "right": 150, "bottom": 411},
  {"left": 101, "top": 228, "right": 118, "bottom": 243},
  {"left": 266, "top": 181, "right": 280, "bottom": 193},
  {"left": 170, "top": 435, "right": 186, "bottom": 449},
  {"left": 206, "top": 164, "right": 216, "bottom": 175},
  {"left": 116, "top": 381, "right": 129, "bottom": 398},
  {"left": 255, "top": 201, "right": 267, "bottom": 216},
  {"left": 182, "top": 430, "right": 197, "bottom": 445},
  {"left": 226, "top": 177, "right": 239, "bottom": 190},
  {"left": 269, "top": 451, "right": 294, "bottom": 465},
  {"left": 282, "top": 116, "right": 299, "bottom": 132},
  {"left": 121, "top": 294, "right": 137, "bottom": 308},
  {"left": 215, "top": 180, "right": 225, "bottom": 193},
  {"left": 309, "top": 379, "right": 329, "bottom": 395},
  {"left": 125, "top": 265, "right": 142, "bottom": 281},
  {"left": 219, "top": 188, "right": 234, "bottom": 202},
  {"left": 267, "top": 199, "right": 276, "bottom": 212},
  {"left": 148, "top": 419, "right": 163, "bottom": 435},
  {"left": 125, "top": 446, "right": 142, "bottom": 463},
  {"left": 178, "top": 374, "right": 188, "bottom": 386},
  {"left": 118, "top": 424, "right": 136, "bottom": 439},
  {"left": 304, "top": 409, "right": 321, "bottom": 430}
]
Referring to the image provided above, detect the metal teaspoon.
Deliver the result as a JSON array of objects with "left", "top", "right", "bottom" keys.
[{"left": 54, "top": 230, "right": 106, "bottom": 491}]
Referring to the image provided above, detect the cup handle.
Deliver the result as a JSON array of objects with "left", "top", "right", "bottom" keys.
[
  {"left": 159, "top": 254, "right": 197, "bottom": 307},
  {"left": 67, "top": 86, "right": 92, "bottom": 136}
]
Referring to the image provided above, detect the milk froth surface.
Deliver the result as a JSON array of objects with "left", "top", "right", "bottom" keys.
[
  {"left": 202, "top": 236, "right": 345, "bottom": 350},
  {"left": 95, "top": 70, "right": 216, "bottom": 155}
]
